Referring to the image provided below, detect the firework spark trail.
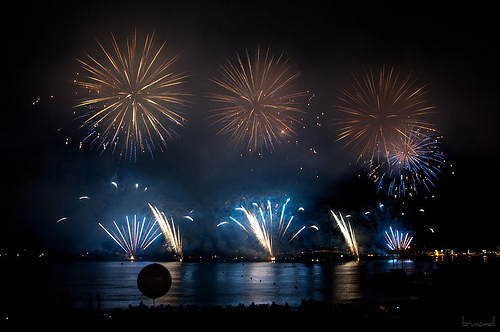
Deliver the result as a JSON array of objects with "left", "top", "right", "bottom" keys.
[
  {"left": 74, "top": 31, "right": 190, "bottom": 161},
  {"left": 148, "top": 203, "right": 183, "bottom": 259},
  {"left": 98, "top": 215, "right": 162, "bottom": 259},
  {"left": 226, "top": 198, "right": 307, "bottom": 259},
  {"left": 288, "top": 225, "right": 305, "bottom": 243},
  {"left": 384, "top": 227, "right": 413, "bottom": 250},
  {"left": 366, "top": 127, "right": 445, "bottom": 197},
  {"left": 209, "top": 48, "right": 308, "bottom": 154},
  {"left": 330, "top": 210, "right": 359, "bottom": 259},
  {"left": 335, "top": 65, "right": 435, "bottom": 163},
  {"left": 235, "top": 205, "right": 273, "bottom": 258},
  {"left": 56, "top": 217, "right": 70, "bottom": 223}
]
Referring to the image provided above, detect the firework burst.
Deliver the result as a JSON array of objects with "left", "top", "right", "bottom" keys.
[
  {"left": 74, "top": 31, "right": 190, "bottom": 161},
  {"left": 330, "top": 210, "right": 359, "bottom": 259},
  {"left": 335, "top": 65, "right": 435, "bottom": 163},
  {"left": 209, "top": 48, "right": 307, "bottom": 154},
  {"left": 221, "top": 198, "right": 308, "bottom": 260},
  {"left": 148, "top": 203, "right": 183, "bottom": 259},
  {"left": 98, "top": 215, "right": 162, "bottom": 259},
  {"left": 367, "top": 127, "right": 445, "bottom": 197}
]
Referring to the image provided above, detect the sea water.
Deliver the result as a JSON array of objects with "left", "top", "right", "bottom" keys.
[{"left": 0, "top": 258, "right": 443, "bottom": 310}]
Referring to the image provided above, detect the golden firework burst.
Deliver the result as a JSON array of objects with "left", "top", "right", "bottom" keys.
[
  {"left": 74, "top": 31, "right": 190, "bottom": 161},
  {"left": 209, "top": 48, "right": 307, "bottom": 154},
  {"left": 335, "top": 65, "right": 435, "bottom": 163}
]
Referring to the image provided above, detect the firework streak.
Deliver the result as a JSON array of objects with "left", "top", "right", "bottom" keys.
[
  {"left": 330, "top": 210, "right": 359, "bottom": 258},
  {"left": 148, "top": 203, "right": 183, "bottom": 259}
]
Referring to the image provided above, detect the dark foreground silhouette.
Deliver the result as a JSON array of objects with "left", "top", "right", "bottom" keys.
[{"left": 1, "top": 296, "right": 495, "bottom": 331}]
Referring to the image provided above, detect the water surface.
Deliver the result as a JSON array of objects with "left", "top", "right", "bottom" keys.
[{"left": 1, "top": 259, "right": 439, "bottom": 309}]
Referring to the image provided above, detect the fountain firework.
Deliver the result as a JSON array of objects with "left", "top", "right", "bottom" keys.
[
  {"left": 221, "top": 198, "right": 308, "bottom": 260},
  {"left": 384, "top": 227, "right": 413, "bottom": 251},
  {"left": 98, "top": 215, "right": 162, "bottom": 259},
  {"left": 330, "top": 210, "right": 359, "bottom": 259},
  {"left": 148, "top": 203, "right": 183, "bottom": 259}
]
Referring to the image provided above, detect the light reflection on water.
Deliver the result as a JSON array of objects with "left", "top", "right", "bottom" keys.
[
  {"left": 160, "top": 261, "right": 332, "bottom": 308},
  {"left": 3, "top": 259, "right": 438, "bottom": 309},
  {"left": 331, "top": 261, "right": 360, "bottom": 303}
]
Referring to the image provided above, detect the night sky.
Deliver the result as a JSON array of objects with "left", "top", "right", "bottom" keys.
[{"left": 4, "top": 1, "right": 499, "bottom": 257}]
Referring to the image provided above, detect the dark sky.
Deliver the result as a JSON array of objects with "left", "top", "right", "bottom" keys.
[{"left": 3, "top": 1, "right": 499, "bottom": 256}]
